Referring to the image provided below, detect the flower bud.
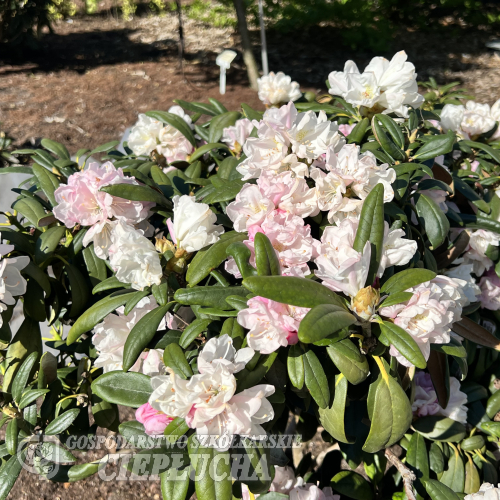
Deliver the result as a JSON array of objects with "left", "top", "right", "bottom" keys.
[
  {"left": 155, "top": 236, "right": 175, "bottom": 255},
  {"left": 351, "top": 286, "right": 380, "bottom": 320}
]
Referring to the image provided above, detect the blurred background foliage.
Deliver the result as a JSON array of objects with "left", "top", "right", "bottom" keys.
[{"left": 3, "top": 0, "right": 500, "bottom": 50}]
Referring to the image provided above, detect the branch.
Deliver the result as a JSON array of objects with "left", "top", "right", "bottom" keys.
[{"left": 385, "top": 448, "right": 417, "bottom": 500}]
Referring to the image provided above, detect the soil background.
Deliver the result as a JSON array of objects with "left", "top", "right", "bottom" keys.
[{"left": 2, "top": 8, "right": 500, "bottom": 499}]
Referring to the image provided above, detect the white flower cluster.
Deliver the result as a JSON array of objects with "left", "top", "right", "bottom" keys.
[
  {"left": 327, "top": 51, "right": 424, "bottom": 117},
  {"left": 465, "top": 484, "right": 500, "bottom": 500},
  {"left": 149, "top": 335, "right": 274, "bottom": 450},
  {"left": 0, "top": 241, "right": 29, "bottom": 328},
  {"left": 441, "top": 100, "right": 500, "bottom": 139},
  {"left": 257, "top": 72, "right": 302, "bottom": 106}
]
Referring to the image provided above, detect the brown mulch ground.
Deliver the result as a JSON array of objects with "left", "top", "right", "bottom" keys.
[
  {"left": 3, "top": 9, "right": 500, "bottom": 499},
  {"left": 2, "top": 13, "right": 500, "bottom": 153}
]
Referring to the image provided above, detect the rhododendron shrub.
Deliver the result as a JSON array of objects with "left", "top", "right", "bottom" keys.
[{"left": 3, "top": 53, "right": 500, "bottom": 500}]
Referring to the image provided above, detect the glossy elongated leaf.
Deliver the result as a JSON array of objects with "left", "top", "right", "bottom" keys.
[
  {"left": 163, "top": 343, "right": 193, "bottom": 379},
  {"left": 406, "top": 432, "right": 429, "bottom": 496},
  {"left": 486, "top": 390, "right": 500, "bottom": 419},
  {"left": 254, "top": 232, "right": 281, "bottom": 276},
  {"left": 82, "top": 244, "right": 107, "bottom": 286},
  {"left": 45, "top": 408, "right": 80, "bottom": 435},
  {"left": 13, "top": 197, "right": 46, "bottom": 228},
  {"left": 188, "top": 440, "right": 232, "bottom": 500},
  {"left": 429, "top": 442, "right": 444, "bottom": 474},
  {"left": 236, "top": 352, "right": 278, "bottom": 391},
  {"left": 19, "top": 388, "right": 49, "bottom": 409},
  {"left": 414, "top": 192, "right": 450, "bottom": 248},
  {"left": 179, "top": 318, "right": 211, "bottom": 348},
  {"left": 209, "top": 111, "right": 241, "bottom": 143},
  {"left": 91, "top": 371, "right": 152, "bottom": 407},
  {"left": 241, "top": 103, "right": 263, "bottom": 121},
  {"left": 146, "top": 111, "right": 196, "bottom": 146},
  {"left": 375, "top": 114, "right": 405, "bottom": 149},
  {"left": 189, "top": 142, "right": 229, "bottom": 163},
  {"left": 461, "top": 139, "right": 500, "bottom": 163},
  {"left": 238, "top": 438, "right": 273, "bottom": 494},
  {"left": 186, "top": 231, "right": 247, "bottom": 286},
  {"left": 303, "top": 349, "right": 330, "bottom": 408},
  {"left": 441, "top": 446, "right": 465, "bottom": 493},
  {"left": 32, "top": 163, "right": 60, "bottom": 206},
  {"left": 377, "top": 320, "right": 426, "bottom": 368},
  {"left": 242, "top": 276, "right": 345, "bottom": 309},
  {"left": 454, "top": 213, "right": 500, "bottom": 234},
  {"left": 464, "top": 456, "right": 481, "bottom": 495},
  {"left": 452, "top": 316, "right": 500, "bottom": 350},
  {"left": 330, "top": 471, "right": 374, "bottom": 500},
  {"left": 319, "top": 374, "right": 352, "bottom": 443},
  {"left": 100, "top": 184, "right": 171, "bottom": 208},
  {"left": 427, "top": 350, "right": 450, "bottom": 408},
  {"left": 226, "top": 242, "right": 257, "bottom": 279},
  {"left": 412, "top": 416, "right": 466, "bottom": 442},
  {"left": 347, "top": 118, "right": 369, "bottom": 144},
  {"left": 67, "top": 292, "right": 133, "bottom": 344},
  {"left": 124, "top": 289, "right": 151, "bottom": 315},
  {"left": 5, "top": 418, "right": 17, "bottom": 456},
  {"left": 0, "top": 452, "right": 25, "bottom": 500},
  {"left": 65, "top": 264, "right": 90, "bottom": 318},
  {"left": 21, "top": 261, "right": 51, "bottom": 295},
  {"left": 160, "top": 468, "right": 191, "bottom": 500},
  {"left": 287, "top": 344, "right": 304, "bottom": 389},
  {"left": 327, "top": 340, "right": 369, "bottom": 385},
  {"left": 381, "top": 268, "right": 436, "bottom": 294},
  {"left": 378, "top": 292, "right": 412, "bottom": 308},
  {"left": 0, "top": 228, "right": 35, "bottom": 254},
  {"left": 92, "top": 276, "right": 129, "bottom": 294},
  {"left": 413, "top": 130, "right": 455, "bottom": 161},
  {"left": 362, "top": 357, "right": 412, "bottom": 453},
  {"left": 123, "top": 302, "right": 174, "bottom": 371},
  {"left": 423, "top": 479, "right": 461, "bottom": 500},
  {"left": 12, "top": 351, "right": 38, "bottom": 403},
  {"left": 173, "top": 99, "right": 217, "bottom": 116},
  {"left": 41, "top": 138, "right": 70, "bottom": 160},
  {"left": 298, "top": 304, "right": 355, "bottom": 343},
  {"left": 461, "top": 435, "right": 485, "bottom": 451},
  {"left": 174, "top": 286, "right": 248, "bottom": 310},
  {"left": 202, "top": 179, "right": 245, "bottom": 204},
  {"left": 372, "top": 115, "right": 405, "bottom": 160},
  {"left": 164, "top": 417, "right": 190, "bottom": 439}
]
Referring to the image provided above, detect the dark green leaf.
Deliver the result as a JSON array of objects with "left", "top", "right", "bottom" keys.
[{"left": 91, "top": 371, "right": 152, "bottom": 407}]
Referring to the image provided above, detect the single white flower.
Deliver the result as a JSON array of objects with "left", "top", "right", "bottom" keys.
[
  {"left": 108, "top": 221, "right": 162, "bottom": 290},
  {"left": 444, "top": 264, "right": 481, "bottom": 306},
  {"left": 128, "top": 114, "right": 164, "bottom": 156},
  {"left": 461, "top": 229, "right": 500, "bottom": 276},
  {"left": 378, "top": 224, "right": 418, "bottom": 273},
  {"left": 440, "top": 104, "right": 465, "bottom": 133},
  {"left": 197, "top": 334, "right": 254, "bottom": 374},
  {"left": 222, "top": 118, "right": 254, "bottom": 152},
  {"left": 257, "top": 71, "right": 302, "bottom": 106},
  {"left": 169, "top": 195, "right": 224, "bottom": 253}
]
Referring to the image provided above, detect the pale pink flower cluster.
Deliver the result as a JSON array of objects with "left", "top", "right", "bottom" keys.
[
  {"left": 237, "top": 296, "right": 309, "bottom": 354},
  {"left": 136, "top": 402, "right": 173, "bottom": 436},
  {"left": 379, "top": 276, "right": 467, "bottom": 367},
  {"left": 460, "top": 229, "right": 500, "bottom": 276},
  {"left": 221, "top": 118, "right": 254, "bottom": 152},
  {"left": 0, "top": 242, "right": 29, "bottom": 329},
  {"left": 127, "top": 107, "right": 194, "bottom": 162},
  {"left": 412, "top": 371, "right": 468, "bottom": 424},
  {"left": 93, "top": 296, "right": 168, "bottom": 374},
  {"left": 327, "top": 51, "right": 424, "bottom": 117},
  {"left": 314, "top": 218, "right": 417, "bottom": 298},
  {"left": 479, "top": 268, "right": 500, "bottom": 311},
  {"left": 149, "top": 335, "right": 274, "bottom": 450},
  {"left": 441, "top": 99, "right": 500, "bottom": 139}
]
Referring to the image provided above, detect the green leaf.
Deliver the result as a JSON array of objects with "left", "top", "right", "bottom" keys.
[
  {"left": 287, "top": 344, "right": 304, "bottom": 389},
  {"left": 486, "top": 389, "right": 500, "bottom": 419},
  {"left": 160, "top": 468, "right": 191, "bottom": 500},
  {"left": 461, "top": 139, "right": 500, "bottom": 163},
  {"left": 189, "top": 142, "right": 230, "bottom": 163},
  {"left": 5, "top": 418, "right": 18, "bottom": 456},
  {"left": 92, "top": 276, "right": 129, "bottom": 294},
  {"left": 464, "top": 456, "right": 480, "bottom": 495},
  {"left": 0, "top": 452, "right": 25, "bottom": 500},
  {"left": 175, "top": 286, "right": 248, "bottom": 310},
  {"left": 254, "top": 232, "right": 281, "bottom": 276},
  {"left": 82, "top": 245, "right": 107, "bottom": 286},
  {"left": 187, "top": 231, "right": 247, "bottom": 286},
  {"left": 12, "top": 351, "right": 38, "bottom": 403},
  {"left": 362, "top": 357, "right": 412, "bottom": 453},
  {"left": 241, "top": 103, "right": 263, "bottom": 121},
  {"left": 242, "top": 276, "right": 345, "bottom": 309},
  {"left": 406, "top": 432, "right": 429, "bottom": 496},
  {"left": 146, "top": 111, "right": 196, "bottom": 146},
  {"left": 188, "top": 440, "right": 232, "bottom": 500},
  {"left": 319, "top": 374, "right": 352, "bottom": 443},
  {"left": 209, "top": 111, "right": 242, "bottom": 143},
  {"left": 173, "top": 99, "right": 217, "bottom": 116},
  {"left": 347, "top": 118, "right": 369, "bottom": 144},
  {"left": 412, "top": 416, "right": 467, "bottom": 442},
  {"left": 378, "top": 292, "right": 412, "bottom": 308},
  {"left": 374, "top": 114, "right": 404, "bottom": 149},
  {"left": 32, "top": 163, "right": 60, "bottom": 206},
  {"left": 226, "top": 242, "right": 257, "bottom": 279},
  {"left": 164, "top": 417, "right": 190, "bottom": 439},
  {"left": 237, "top": 438, "right": 273, "bottom": 494},
  {"left": 163, "top": 343, "right": 193, "bottom": 379},
  {"left": 236, "top": 352, "right": 278, "bottom": 391},
  {"left": 327, "top": 340, "right": 369, "bottom": 385},
  {"left": 331, "top": 471, "right": 374, "bottom": 500},
  {"left": 100, "top": 184, "right": 171, "bottom": 208},
  {"left": 65, "top": 264, "right": 90, "bottom": 318},
  {"left": 67, "top": 292, "right": 134, "bottom": 344},
  {"left": 34, "top": 225, "right": 64, "bottom": 264},
  {"left": 413, "top": 131, "right": 455, "bottom": 161},
  {"left": 202, "top": 179, "right": 245, "bottom": 204},
  {"left": 381, "top": 268, "right": 436, "bottom": 294},
  {"left": 455, "top": 213, "right": 500, "bottom": 234},
  {"left": 123, "top": 302, "right": 174, "bottom": 371},
  {"left": 22, "top": 261, "right": 51, "bottom": 295},
  {"left": 429, "top": 442, "right": 445, "bottom": 474},
  {"left": 452, "top": 316, "right": 500, "bottom": 350},
  {"left": 124, "top": 289, "right": 151, "bottom": 316},
  {"left": 422, "top": 479, "right": 461, "bottom": 500},
  {"left": 353, "top": 183, "right": 385, "bottom": 284},
  {"left": 441, "top": 446, "right": 465, "bottom": 493},
  {"left": 303, "top": 349, "right": 330, "bottom": 408},
  {"left": 0, "top": 228, "right": 35, "bottom": 255},
  {"left": 179, "top": 318, "right": 211, "bottom": 349},
  {"left": 372, "top": 115, "right": 405, "bottom": 161},
  {"left": 18, "top": 388, "right": 49, "bottom": 409},
  {"left": 414, "top": 192, "right": 450, "bottom": 249},
  {"left": 0, "top": 166, "right": 33, "bottom": 175},
  {"left": 298, "top": 304, "right": 355, "bottom": 344},
  {"left": 91, "top": 371, "right": 152, "bottom": 407},
  {"left": 377, "top": 320, "right": 427, "bottom": 368},
  {"left": 13, "top": 197, "right": 46, "bottom": 228},
  {"left": 427, "top": 350, "right": 450, "bottom": 409}
]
